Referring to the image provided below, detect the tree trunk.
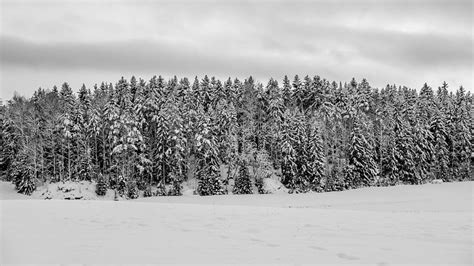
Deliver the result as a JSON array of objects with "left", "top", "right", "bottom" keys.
[{"left": 68, "top": 141, "right": 71, "bottom": 180}]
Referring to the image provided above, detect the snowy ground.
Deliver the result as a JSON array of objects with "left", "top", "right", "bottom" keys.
[{"left": 1, "top": 181, "right": 472, "bottom": 264}]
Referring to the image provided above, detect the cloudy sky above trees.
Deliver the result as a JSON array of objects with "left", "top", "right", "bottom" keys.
[{"left": 0, "top": 0, "right": 472, "bottom": 99}]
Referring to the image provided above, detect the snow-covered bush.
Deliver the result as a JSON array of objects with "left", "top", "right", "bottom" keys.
[
  {"left": 143, "top": 186, "right": 153, "bottom": 197},
  {"left": 167, "top": 181, "right": 182, "bottom": 196},
  {"left": 127, "top": 181, "right": 139, "bottom": 199},
  {"left": 260, "top": 177, "right": 288, "bottom": 194},
  {"left": 233, "top": 163, "right": 252, "bottom": 194},
  {"left": 155, "top": 185, "right": 167, "bottom": 196},
  {"left": 15, "top": 176, "right": 36, "bottom": 195},
  {"left": 95, "top": 175, "right": 107, "bottom": 196},
  {"left": 255, "top": 177, "right": 266, "bottom": 194},
  {"left": 324, "top": 167, "right": 347, "bottom": 191},
  {"left": 136, "top": 179, "right": 147, "bottom": 191},
  {"left": 197, "top": 172, "right": 225, "bottom": 196},
  {"left": 116, "top": 176, "right": 127, "bottom": 196}
]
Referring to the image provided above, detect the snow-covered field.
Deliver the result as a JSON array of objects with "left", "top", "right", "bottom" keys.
[{"left": 1, "top": 181, "right": 472, "bottom": 264}]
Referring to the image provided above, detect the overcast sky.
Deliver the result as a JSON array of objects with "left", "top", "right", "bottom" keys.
[{"left": 0, "top": 0, "right": 472, "bottom": 99}]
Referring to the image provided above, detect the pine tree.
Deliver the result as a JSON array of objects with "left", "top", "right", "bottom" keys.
[
  {"left": 59, "top": 82, "right": 77, "bottom": 181},
  {"left": 307, "top": 124, "right": 325, "bottom": 190},
  {"left": 393, "top": 113, "right": 417, "bottom": 184},
  {"left": 96, "top": 174, "right": 107, "bottom": 196},
  {"left": 451, "top": 86, "right": 471, "bottom": 180},
  {"left": 77, "top": 84, "right": 93, "bottom": 181},
  {"left": 282, "top": 75, "right": 293, "bottom": 108},
  {"left": 280, "top": 111, "right": 298, "bottom": 189},
  {"left": 233, "top": 161, "right": 253, "bottom": 194},
  {"left": 195, "top": 109, "right": 224, "bottom": 196},
  {"left": 292, "top": 75, "right": 304, "bottom": 111},
  {"left": 127, "top": 180, "right": 139, "bottom": 199},
  {"left": 346, "top": 118, "right": 379, "bottom": 188},
  {"left": 430, "top": 110, "right": 449, "bottom": 181}
]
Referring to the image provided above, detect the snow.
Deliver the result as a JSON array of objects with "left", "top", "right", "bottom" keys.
[
  {"left": 32, "top": 181, "right": 117, "bottom": 200},
  {"left": 0, "top": 181, "right": 117, "bottom": 201},
  {"left": 1, "top": 181, "right": 473, "bottom": 264},
  {"left": 261, "top": 177, "right": 289, "bottom": 194}
]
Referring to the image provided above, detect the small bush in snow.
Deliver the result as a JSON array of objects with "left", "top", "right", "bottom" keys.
[
  {"left": 255, "top": 177, "right": 265, "bottom": 194},
  {"left": 95, "top": 175, "right": 107, "bottom": 196},
  {"left": 197, "top": 172, "right": 225, "bottom": 196},
  {"left": 167, "top": 181, "right": 182, "bottom": 196},
  {"left": 136, "top": 179, "right": 147, "bottom": 191},
  {"left": 143, "top": 186, "right": 153, "bottom": 197},
  {"left": 155, "top": 185, "right": 167, "bottom": 196},
  {"left": 15, "top": 176, "right": 36, "bottom": 195},
  {"left": 127, "top": 181, "right": 139, "bottom": 199},
  {"left": 233, "top": 163, "right": 253, "bottom": 194},
  {"left": 116, "top": 176, "right": 127, "bottom": 196}
]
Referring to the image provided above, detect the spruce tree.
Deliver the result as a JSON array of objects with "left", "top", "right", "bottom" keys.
[
  {"left": 195, "top": 109, "right": 224, "bottom": 196},
  {"left": 233, "top": 161, "right": 253, "bottom": 194},
  {"left": 307, "top": 124, "right": 325, "bottom": 190},
  {"left": 430, "top": 110, "right": 450, "bottom": 181},
  {"left": 280, "top": 111, "right": 298, "bottom": 190},
  {"left": 346, "top": 118, "right": 378, "bottom": 188}
]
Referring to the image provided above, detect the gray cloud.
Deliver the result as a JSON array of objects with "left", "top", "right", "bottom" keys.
[
  {"left": 0, "top": 0, "right": 472, "bottom": 99},
  {"left": 2, "top": 22, "right": 470, "bottom": 75}
]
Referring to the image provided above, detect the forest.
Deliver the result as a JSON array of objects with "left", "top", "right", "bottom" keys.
[{"left": 0, "top": 75, "right": 472, "bottom": 197}]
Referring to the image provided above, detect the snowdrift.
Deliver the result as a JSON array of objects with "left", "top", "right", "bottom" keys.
[{"left": 1, "top": 181, "right": 472, "bottom": 264}]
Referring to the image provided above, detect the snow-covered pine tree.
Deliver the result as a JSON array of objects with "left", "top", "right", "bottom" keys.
[
  {"left": 282, "top": 75, "right": 293, "bottom": 109},
  {"left": 346, "top": 117, "right": 379, "bottom": 188},
  {"left": 280, "top": 111, "right": 298, "bottom": 190},
  {"left": 266, "top": 78, "right": 284, "bottom": 165},
  {"left": 162, "top": 90, "right": 188, "bottom": 192},
  {"left": 307, "top": 123, "right": 325, "bottom": 191},
  {"left": 127, "top": 180, "right": 139, "bottom": 199},
  {"left": 393, "top": 112, "right": 417, "bottom": 184},
  {"left": 77, "top": 84, "right": 93, "bottom": 181},
  {"left": 200, "top": 75, "right": 214, "bottom": 113},
  {"left": 451, "top": 86, "right": 471, "bottom": 180},
  {"left": 59, "top": 82, "right": 77, "bottom": 181},
  {"left": 418, "top": 83, "right": 435, "bottom": 125},
  {"left": 233, "top": 160, "right": 253, "bottom": 194},
  {"left": 195, "top": 109, "right": 225, "bottom": 196},
  {"left": 430, "top": 109, "right": 450, "bottom": 181},
  {"left": 291, "top": 111, "right": 309, "bottom": 192},
  {"left": 412, "top": 123, "right": 434, "bottom": 183},
  {"left": 95, "top": 174, "right": 107, "bottom": 196},
  {"left": 292, "top": 75, "right": 304, "bottom": 111}
]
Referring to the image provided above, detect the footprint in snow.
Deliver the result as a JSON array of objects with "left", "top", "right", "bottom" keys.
[
  {"left": 337, "top": 252, "right": 359, "bottom": 260},
  {"left": 309, "top": 245, "right": 326, "bottom": 251},
  {"left": 246, "top": 228, "right": 259, "bottom": 234}
]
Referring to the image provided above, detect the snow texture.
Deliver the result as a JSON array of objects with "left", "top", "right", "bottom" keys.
[{"left": 1, "top": 181, "right": 472, "bottom": 264}]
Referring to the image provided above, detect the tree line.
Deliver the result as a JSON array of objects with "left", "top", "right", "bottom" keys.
[{"left": 0, "top": 75, "right": 472, "bottom": 196}]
